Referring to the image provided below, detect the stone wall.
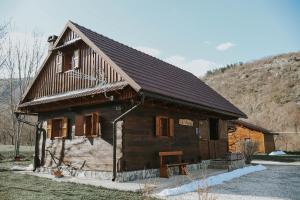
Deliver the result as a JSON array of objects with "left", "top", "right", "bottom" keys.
[{"left": 35, "top": 160, "right": 211, "bottom": 182}]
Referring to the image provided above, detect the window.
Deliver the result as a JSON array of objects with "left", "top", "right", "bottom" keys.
[
  {"left": 47, "top": 118, "right": 68, "bottom": 139},
  {"left": 56, "top": 49, "right": 80, "bottom": 73},
  {"left": 209, "top": 119, "right": 219, "bottom": 140},
  {"left": 63, "top": 51, "right": 72, "bottom": 71},
  {"left": 75, "top": 112, "right": 99, "bottom": 137},
  {"left": 155, "top": 116, "right": 174, "bottom": 137}
]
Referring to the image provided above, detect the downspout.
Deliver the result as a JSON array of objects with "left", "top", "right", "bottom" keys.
[{"left": 112, "top": 95, "right": 143, "bottom": 181}]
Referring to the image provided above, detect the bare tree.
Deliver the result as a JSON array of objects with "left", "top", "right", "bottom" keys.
[
  {"left": 237, "top": 140, "right": 259, "bottom": 164},
  {"left": 0, "top": 22, "right": 46, "bottom": 152},
  {"left": 0, "top": 21, "right": 9, "bottom": 69}
]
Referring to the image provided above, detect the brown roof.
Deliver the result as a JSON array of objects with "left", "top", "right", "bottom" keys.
[
  {"left": 71, "top": 21, "right": 246, "bottom": 118},
  {"left": 19, "top": 82, "right": 128, "bottom": 107},
  {"left": 231, "top": 120, "right": 274, "bottom": 134}
]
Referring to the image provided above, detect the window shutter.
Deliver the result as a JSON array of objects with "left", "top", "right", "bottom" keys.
[
  {"left": 62, "top": 117, "right": 68, "bottom": 138},
  {"left": 92, "top": 112, "right": 99, "bottom": 136},
  {"left": 155, "top": 116, "right": 161, "bottom": 137},
  {"left": 75, "top": 115, "right": 84, "bottom": 136},
  {"left": 169, "top": 118, "right": 174, "bottom": 137},
  {"left": 47, "top": 119, "right": 52, "bottom": 139},
  {"left": 73, "top": 49, "right": 80, "bottom": 69},
  {"left": 56, "top": 53, "right": 63, "bottom": 73}
]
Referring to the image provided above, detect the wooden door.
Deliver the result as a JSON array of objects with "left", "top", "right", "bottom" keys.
[{"left": 198, "top": 120, "right": 210, "bottom": 160}]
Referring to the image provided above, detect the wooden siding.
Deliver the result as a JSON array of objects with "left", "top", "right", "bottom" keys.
[
  {"left": 121, "top": 102, "right": 229, "bottom": 171},
  {"left": 228, "top": 125, "right": 268, "bottom": 153},
  {"left": 264, "top": 134, "right": 276, "bottom": 153},
  {"left": 25, "top": 29, "right": 124, "bottom": 101},
  {"left": 37, "top": 99, "right": 230, "bottom": 172}
]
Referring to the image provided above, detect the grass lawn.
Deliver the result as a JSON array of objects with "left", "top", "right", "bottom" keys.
[{"left": 0, "top": 146, "right": 157, "bottom": 200}]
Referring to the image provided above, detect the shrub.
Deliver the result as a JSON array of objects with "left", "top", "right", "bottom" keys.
[{"left": 237, "top": 140, "right": 259, "bottom": 164}]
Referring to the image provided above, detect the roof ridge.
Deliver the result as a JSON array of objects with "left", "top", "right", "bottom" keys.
[
  {"left": 69, "top": 21, "right": 196, "bottom": 77},
  {"left": 69, "top": 20, "right": 246, "bottom": 118}
]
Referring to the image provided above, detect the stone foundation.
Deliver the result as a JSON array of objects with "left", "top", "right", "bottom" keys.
[
  {"left": 228, "top": 159, "right": 246, "bottom": 171},
  {"left": 35, "top": 159, "right": 245, "bottom": 182}
]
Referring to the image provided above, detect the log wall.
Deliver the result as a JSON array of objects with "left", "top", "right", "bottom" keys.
[
  {"left": 38, "top": 104, "right": 122, "bottom": 171},
  {"left": 228, "top": 125, "right": 271, "bottom": 153},
  {"left": 121, "top": 102, "right": 229, "bottom": 171}
]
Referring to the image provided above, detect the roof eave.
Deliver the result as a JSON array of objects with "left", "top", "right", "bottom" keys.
[
  {"left": 143, "top": 90, "right": 247, "bottom": 119},
  {"left": 20, "top": 21, "right": 142, "bottom": 105}
]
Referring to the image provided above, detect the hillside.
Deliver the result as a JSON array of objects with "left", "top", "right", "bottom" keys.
[{"left": 202, "top": 52, "right": 300, "bottom": 151}]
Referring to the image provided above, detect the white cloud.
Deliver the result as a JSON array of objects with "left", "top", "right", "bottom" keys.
[
  {"left": 216, "top": 42, "right": 235, "bottom": 51},
  {"left": 135, "top": 46, "right": 161, "bottom": 57},
  {"left": 135, "top": 45, "right": 221, "bottom": 76},
  {"left": 164, "top": 55, "right": 219, "bottom": 76}
]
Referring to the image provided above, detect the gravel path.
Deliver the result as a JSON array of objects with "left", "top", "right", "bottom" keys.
[{"left": 166, "top": 165, "right": 300, "bottom": 200}]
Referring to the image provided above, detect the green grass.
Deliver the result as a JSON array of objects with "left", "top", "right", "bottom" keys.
[
  {"left": 0, "top": 147, "right": 157, "bottom": 200},
  {"left": 0, "top": 171, "right": 153, "bottom": 200},
  {"left": 0, "top": 145, "right": 34, "bottom": 162}
]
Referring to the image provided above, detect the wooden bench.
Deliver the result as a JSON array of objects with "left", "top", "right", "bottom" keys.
[{"left": 159, "top": 151, "right": 188, "bottom": 178}]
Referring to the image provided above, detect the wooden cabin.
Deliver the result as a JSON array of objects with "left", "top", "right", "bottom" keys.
[
  {"left": 228, "top": 120, "right": 275, "bottom": 154},
  {"left": 17, "top": 21, "right": 246, "bottom": 179}
]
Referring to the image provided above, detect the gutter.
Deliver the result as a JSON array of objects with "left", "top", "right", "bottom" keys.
[{"left": 111, "top": 96, "right": 143, "bottom": 181}]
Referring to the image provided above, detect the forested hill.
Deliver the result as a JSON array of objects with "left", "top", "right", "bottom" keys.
[{"left": 202, "top": 52, "right": 300, "bottom": 133}]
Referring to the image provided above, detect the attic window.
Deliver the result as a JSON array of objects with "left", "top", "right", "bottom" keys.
[{"left": 56, "top": 49, "right": 80, "bottom": 73}]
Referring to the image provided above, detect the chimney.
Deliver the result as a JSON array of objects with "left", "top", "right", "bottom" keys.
[{"left": 47, "top": 35, "right": 58, "bottom": 52}]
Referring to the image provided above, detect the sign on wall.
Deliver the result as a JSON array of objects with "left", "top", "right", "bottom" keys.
[{"left": 179, "top": 119, "right": 194, "bottom": 126}]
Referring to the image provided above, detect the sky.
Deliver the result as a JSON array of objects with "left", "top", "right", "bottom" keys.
[{"left": 1, "top": 0, "right": 300, "bottom": 76}]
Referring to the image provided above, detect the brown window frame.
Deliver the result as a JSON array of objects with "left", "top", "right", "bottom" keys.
[
  {"left": 155, "top": 116, "right": 174, "bottom": 138},
  {"left": 75, "top": 112, "right": 99, "bottom": 138},
  {"left": 56, "top": 48, "right": 80, "bottom": 73},
  {"left": 47, "top": 117, "right": 68, "bottom": 140}
]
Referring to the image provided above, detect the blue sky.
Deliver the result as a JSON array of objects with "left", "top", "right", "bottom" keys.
[{"left": 1, "top": 0, "right": 300, "bottom": 76}]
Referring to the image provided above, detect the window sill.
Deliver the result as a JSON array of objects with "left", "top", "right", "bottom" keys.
[
  {"left": 74, "top": 135, "right": 99, "bottom": 138},
  {"left": 86, "top": 135, "right": 99, "bottom": 138},
  {"left": 53, "top": 137, "right": 66, "bottom": 140}
]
